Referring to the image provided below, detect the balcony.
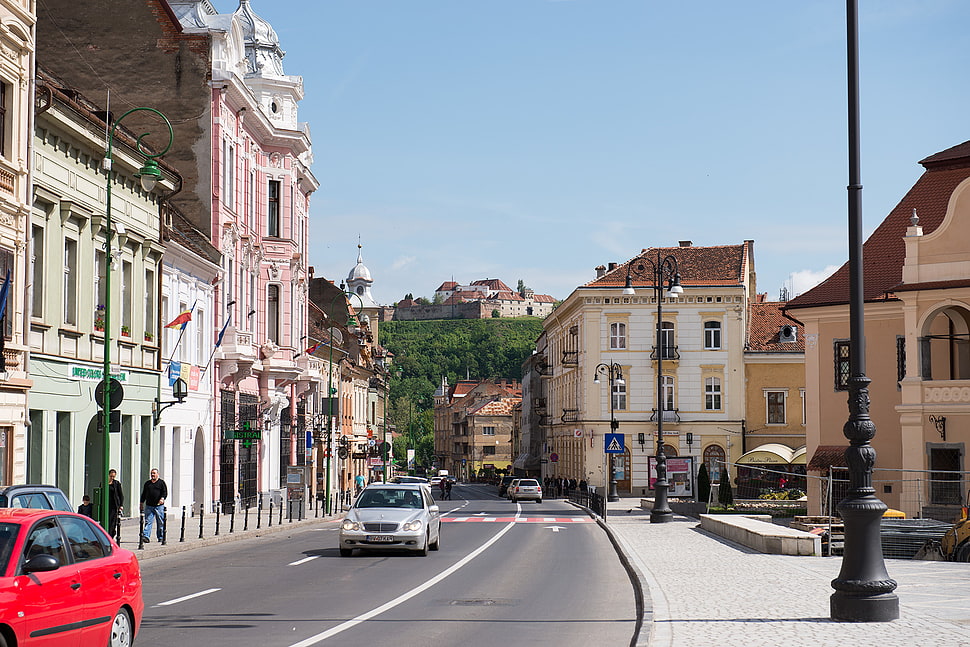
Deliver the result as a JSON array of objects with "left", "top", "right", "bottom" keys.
[
  {"left": 561, "top": 408, "right": 579, "bottom": 423},
  {"left": 649, "top": 409, "right": 681, "bottom": 423},
  {"left": 561, "top": 350, "right": 578, "bottom": 366},
  {"left": 650, "top": 345, "right": 680, "bottom": 361}
]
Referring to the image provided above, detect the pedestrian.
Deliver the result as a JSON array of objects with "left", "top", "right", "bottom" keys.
[
  {"left": 108, "top": 468, "right": 124, "bottom": 540},
  {"left": 139, "top": 468, "right": 168, "bottom": 544},
  {"left": 444, "top": 479, "right": 453, "bottom": 500},
  {"left": 355, "top": 473, "right": 365, "bottom": 495},
  {"left": 579, "top": 478, "right": 588, "bottom": 494},
  {"left": 439, "top": 479, "right": 447, "bottom": 498},
  {"left": 77, "top": 494, "right": 94, "bottom": 518}
]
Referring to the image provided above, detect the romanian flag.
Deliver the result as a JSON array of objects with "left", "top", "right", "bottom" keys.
[
  {"left": 165, "top": 307, "right": 193, "bottom": 330},
  {"left": 304, "top": 341, "right": 322, "bottom": 355}
]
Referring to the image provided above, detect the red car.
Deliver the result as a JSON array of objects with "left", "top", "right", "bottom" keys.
[{"left": 0, "top": 508, "right": 143, "bottom": 646}]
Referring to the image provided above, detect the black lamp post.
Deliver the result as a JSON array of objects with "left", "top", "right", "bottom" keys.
[
  {"left": 623, "top": 251, "right": 682, "bottom": 523},
  {"left": 830, "top": 0, "right": 898, "bottom": 622},
  {"left": 593, "top": 361, "right": 624, "bottom": 502}
]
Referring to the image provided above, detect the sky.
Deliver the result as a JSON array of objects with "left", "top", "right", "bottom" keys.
[{"left": 213, "top": 0, "right": 970, "bottom": 304}]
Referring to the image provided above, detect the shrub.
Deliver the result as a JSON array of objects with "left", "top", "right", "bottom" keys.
[
  {"left": 717, "top": 467, "right": 734, "bottom": 507},
  {"left": 697, "top": 463, "right": 711, "bottom": 504}
]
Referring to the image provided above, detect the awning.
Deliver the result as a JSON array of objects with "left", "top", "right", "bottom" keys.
[
  {"left": 807, "top": 445, "right": 849, "bottom": 471},
  {"left": 737, "top": 443, "right": 801, "bottom": 465},
  {"left": 790, "top": 446, "right": 807, "bottom": 465}
]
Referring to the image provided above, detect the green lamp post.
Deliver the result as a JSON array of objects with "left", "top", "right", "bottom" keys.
[{"left": 100, "top": 107, "right": 173, "bottom": 532}]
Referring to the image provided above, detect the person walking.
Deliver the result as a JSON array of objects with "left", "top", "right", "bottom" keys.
[
  {"left": 140, "top": 468, "right": 168, "bottom": 544},
  {"left": 354, "top": 473, "right": 365, "bottom": 495},
  {"left": 444, "top": 479, "right": 453, "bottom": 500},
  {"left": 108, "top": 468, "right": 124, "bottom": 541}
]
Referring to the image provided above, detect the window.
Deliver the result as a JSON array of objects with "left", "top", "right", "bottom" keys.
[
  {"left": 61, "top": 516, "right": 108, "bottom": 562},
  {"left": 705, "top": 377, "right": 721, "bottom": 410},
  {"left": 0, "top": 82, "right": 6, "bottom": 157},
  {"left": 483, "top": 446, "right": 496, "bottom": 455},
  {"left": 267, "top": 284, "right": 280, "bottom": 343},
  {"left": 0, "top": 248, "right": 11, "bottom": 337},
  {"left": 145, "top": 268, "right": 156, "bottom": 336},
  {"left": 482, "top": 426, "right": 496, "bottom": 436},
  {"left": 703, "top": 444, "right": 726, "bottom": 479},
  {"left": 704, "top": 321, "right": 721, "bottom": 349},
  {"left": 660, "top": 322, "right": 676, "bottom": 359},
  {"left": 22, "top": 518, "right": 69, "bottom": 567},
  {"left": 896, "top": 336, "right": 906, "bottom": 384},
  {"left": 767, "top": 391, "right": 786, "bottom": 424},
  {"left": 222, "top": 139, "right": 235, "bottom": 211},
  {"left": 612, "top": 380, "right": 627, "bottom": 411},
  {"left": 248, "top": 169, "right": 256, "bottom": 230},
  {"left": 834, "top": 340, "right": 850, "bottom": 391},
  {"left": 31, "top": 225, "right": 44, "bottom": 317},
  {"left": 63, "top": 238, "right": 78, "bottom": 325},
  {"left": 660, "top": 375, "right": 674, "bottom": 410},
  {"left": 268, "top": 179, "right": 280, "bottom": 237},
  {"left": 610, "top": 322, "right": 627, "bottom": 349},
  {"left": 121, "top": 260, "right": 132, "bottom": 331}
]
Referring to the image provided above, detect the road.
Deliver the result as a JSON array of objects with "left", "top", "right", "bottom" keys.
[{"left": 136, "top": 483, "right": 637, "bottom": 646}]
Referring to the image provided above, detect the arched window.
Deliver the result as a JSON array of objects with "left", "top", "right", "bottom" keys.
[
  {"left": 703, "top": 444, "right": 726, "bottom": 477},
  {"left": 610, "top": 322, "right": 627, "bottom": 349}
]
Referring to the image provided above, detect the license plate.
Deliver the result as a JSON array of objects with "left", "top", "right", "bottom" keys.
[{"left": 366, "top": 535, "right": 395, "bottom": 542}]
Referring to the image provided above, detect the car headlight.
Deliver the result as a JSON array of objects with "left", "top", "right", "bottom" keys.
[
  {"left": 342, "top": 519, "right": 361, "bottom": 531},
  {"left": 402, "top": 519, "right": 423, "bottom": 532}
]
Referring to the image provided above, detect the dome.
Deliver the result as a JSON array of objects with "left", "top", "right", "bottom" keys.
[
  {"left": 235, "top": 0, "right": 285, "bottom": 76},
  {"left": 347, "top": 246, "right": 372, "bottom": 283}
]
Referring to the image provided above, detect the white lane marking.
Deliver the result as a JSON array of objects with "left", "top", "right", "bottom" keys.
[
  {"left": 545, "top": 526, "right": 566, "bottom": 533},
  {"left": 154, "top": 588, "right": 221, "bottom": 607},
  {"left": 289, "top": 555, "right": 320, "bottom": 566},
  {"left": 287, "top": 513, "right": 521, "bottom": 647}
]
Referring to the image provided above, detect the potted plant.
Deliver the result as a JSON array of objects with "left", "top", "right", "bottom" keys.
[
  {"left": 120, "top": 325, "right": 130, "bottom": 337},
  {"left": 94, "top": 304, "right": 105, "bottom": 331},
  {"left": 144, "top": 330, "right": 154, "bottom": 343}
]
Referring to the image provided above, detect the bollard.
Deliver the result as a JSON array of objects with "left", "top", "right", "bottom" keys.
[
  {"left": 287, "top": 499, "right": 292, "bottom": 523},
  {"left": 199, "top": 507, "right": 205, "bottom": 540},
  {"left": 230, "top": 507, "right": 235, "bottom": 533},
  {"left": 215, "top": 506, "right": 221, "bottom": 536},
  {"left": 278, "top": 499, "right": 283, "bottom": 525},
  {"left": 180, "top": 506, "right": 186, "bottom": 543},
  {"left": 268, "top": 500, "right": 273, "bottom": 527},
  {"left": 162, "top": 511, "right": 168, "bottom": 545},
  {"left": 244, "top": 502, "right": 250, "bottom": 531},
  {"left": 138, "top": 513, "right": 145, "bottom": 550},
  {"left": 257, "top": 498, "right": 262, "bottom": 530}
]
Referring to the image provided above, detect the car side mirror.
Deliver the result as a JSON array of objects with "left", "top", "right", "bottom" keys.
[
  {"left": 24, "top": 554, "right": 61, "bottom": 573},
  {"left": 341, "top": 503, "right": 351, "bottom": 512},
  {"left": 429, "top": 505, "right": 440, "bottom": 514}
]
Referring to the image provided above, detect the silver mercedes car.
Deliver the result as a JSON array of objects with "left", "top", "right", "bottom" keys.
[{"left": 338, "top": 483, "right": 441, "bottom": 556}]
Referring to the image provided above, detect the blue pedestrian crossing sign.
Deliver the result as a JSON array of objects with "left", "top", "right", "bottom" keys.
[{"left": 605, "top": 433, "right": 625, "bottom": 454}]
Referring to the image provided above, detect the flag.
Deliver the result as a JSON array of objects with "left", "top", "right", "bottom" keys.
[
  {"left": 165, "top": 307, "right": 193, "bottom": 330},
  {"left": 0, "top": 269, "right": 9, "bottom": 322},
  {"left": 304, "top": 341, "right": 322, "bottom": 355},
  {"left": 215, "top": 316, "right": 232, "bottom": 348}
]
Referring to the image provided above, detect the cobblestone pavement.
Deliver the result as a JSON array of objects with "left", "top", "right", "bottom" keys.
[{"left": 601, "top": 498, "right": 970, "bottom": 647}]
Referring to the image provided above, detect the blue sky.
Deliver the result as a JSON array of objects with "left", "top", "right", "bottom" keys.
[{"left": 214, "top": 0, "right": 969, "bottom": 304}]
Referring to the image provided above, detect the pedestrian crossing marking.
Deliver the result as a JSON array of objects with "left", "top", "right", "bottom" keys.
[{"left": 442, "top": 516, "right": 592, "bottom": 523}]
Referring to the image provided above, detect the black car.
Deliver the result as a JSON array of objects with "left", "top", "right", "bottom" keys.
[
  {"left": 498, "top": 476, "right": 515, "bottom": 497},
  {"left": 0, "top": 484, "right": 73, "bottom": 511}
]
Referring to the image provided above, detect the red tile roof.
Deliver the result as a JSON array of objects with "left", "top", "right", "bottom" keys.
[
  {"left": 436, "top": 281, "right": 458, "bottom": 291},
  {"left": 489, "top": 290, "right": 525, "bottom": 302},
  {"left": 585, "top": 244, "right": 751, "bottom": 289},
  {"left": 747, "top": 302, "right": 804, "bottom": 352},
  {"left": 472, "top": 278, "right": 513, "bottom": 292},
  {"left": 786, "top": 140, "right": 970, "bottom": 310}
]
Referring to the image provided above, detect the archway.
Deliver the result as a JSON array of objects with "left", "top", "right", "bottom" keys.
[{"left": 920, "top": 304, "right": 970, "bottom": 380}]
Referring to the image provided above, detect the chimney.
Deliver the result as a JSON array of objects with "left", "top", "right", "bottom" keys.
[
  {"left": 679, "top": 241, "right": 692, "bottom": 247},
  {"left": 595, "top": 265, "right": 606, "bottom": 278},
  {"left": 607, "top": 262, "right": 618, "bottom": 272}
]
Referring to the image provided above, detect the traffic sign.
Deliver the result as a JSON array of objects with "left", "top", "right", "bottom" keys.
[
  {"left": 605, "top": 433, "right": 625, "bottom": 454},
  {"left": 95, "top": 378, "right": 124, "bottom": 410}
]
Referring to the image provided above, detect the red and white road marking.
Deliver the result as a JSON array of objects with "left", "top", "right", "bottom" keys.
[{"left": 442, "top": 516, "right": 591, "bottom": 523}]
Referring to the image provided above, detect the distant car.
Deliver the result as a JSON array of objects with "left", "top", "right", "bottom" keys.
[
  {"left": 430, "top": 476, "right": 443, "bottom": 487},
  {"left": 0, "top": 484, "right": 73, "bottom": 511},
  {"left": 498, "top": 476, "right": 516, "bottom": 497},
  {"left": 445, "top": 475, "right": 457, "bottom": 485},
  {"left": 0, "top": 508, "right": 143, "bottom": 646},
  {"left": 339, "top": 483, "right": 441, "bottom": 556},
  {"left": 509, "top": 478, "right": 542, "bottom": 503}
]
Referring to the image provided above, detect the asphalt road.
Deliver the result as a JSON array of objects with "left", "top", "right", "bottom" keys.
[{"left": 137, "top": 483, "right": 637, "bottom": 647}]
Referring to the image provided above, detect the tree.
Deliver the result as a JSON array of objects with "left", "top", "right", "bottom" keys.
[
  {"left": 491, "top": 309, "right": 501, "bottom": 318},
  {"left": 718, "top": 466, "right": 734, "bottom": 508},
  {"left": 697, "top": 463, "right": 711, "bottom": 504}
]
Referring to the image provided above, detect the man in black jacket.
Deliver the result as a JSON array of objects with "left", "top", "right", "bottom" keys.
[
  {"left": 140, "top": 468, "right": 168, "bottom": 544},
  {"left": 108, "top": 469, "right": 124, "bottom": 541}
]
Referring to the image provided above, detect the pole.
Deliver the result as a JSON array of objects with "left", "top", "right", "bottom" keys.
[
  {"left": 651, "top": 252, "right": 673, "bottom": 523},
  {"left": 830, "top": 0, "right": 898, "bottom": 621}
]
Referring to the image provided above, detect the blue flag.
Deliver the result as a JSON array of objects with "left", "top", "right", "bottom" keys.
[{"left": 0, "top": 269, "right": 9, "bottom": 322}]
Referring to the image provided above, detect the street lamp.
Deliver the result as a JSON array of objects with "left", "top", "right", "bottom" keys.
[
  {"left": 831, "top": 1, "right": 898, "bottom": 622},
  {"left": 323, "top": 289, "right": 365, "bottom": 514},
  {"left": 100, "top": 107, "right": 173, "bottom": 531},
  {"left": 623, "top": 251, "right": 682, "bottom": 523},
  {"left": 593, "top": 362, "right": 624, "bottom": 502}
]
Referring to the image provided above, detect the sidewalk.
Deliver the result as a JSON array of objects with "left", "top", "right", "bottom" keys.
[
  {"left": 598, "top": 497, "right": 970, "bottom": 647},
  {"left": 115, "top": 502, "right": 339, "bottom": 559}
]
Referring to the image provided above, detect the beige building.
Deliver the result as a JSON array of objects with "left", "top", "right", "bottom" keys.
[
  {"left": 787, "top": 140, "right": 970, "bottom": 521},
  {"left": 541, "top": 242, "right": 756, "bottom": 496},
  {"left": 435, "top": 379, "right": 520, "bottom": 480},
  {"left": 0, "top": 0, "right": 33, "bottom": 484}
]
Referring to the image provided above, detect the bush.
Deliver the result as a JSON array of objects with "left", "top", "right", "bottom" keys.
[
  {"left": 697, "top": 464, "right": 711, "bottom": 504},
  {"left": 717, "top": 467, "right": 734, "bottom": 507}
]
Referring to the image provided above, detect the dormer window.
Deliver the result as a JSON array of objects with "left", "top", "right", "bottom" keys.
[{"left": 779, "top": 324, "right": 797, "bottom": 343}]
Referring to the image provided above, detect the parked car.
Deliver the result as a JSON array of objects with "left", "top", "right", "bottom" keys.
[
  {"left": 0, "top": 507, "right": 143, "bottom": 646},
  {"left": 498, "top": 476, "right": 516, "bottom": 497},
  {"left": 509, "top": 478, "right": 543, "bottom": 503},
  {"left": 339, "top": 483, "right": 441, "bottom": 556},
  {"left": 0, "top": 484, "right": 73, "bottom": 511}
]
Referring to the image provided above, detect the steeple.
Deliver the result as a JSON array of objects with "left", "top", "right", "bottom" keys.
[{"left": 346, "top": 243, "right": 378, "bottom": 307}]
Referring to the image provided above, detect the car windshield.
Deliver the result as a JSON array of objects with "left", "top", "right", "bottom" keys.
[
  {"left": 357, "top": 489, "right": 424, "bottom": 509},
  {"left": 0, "top": 522, "right": 18, "bottom": 571}
]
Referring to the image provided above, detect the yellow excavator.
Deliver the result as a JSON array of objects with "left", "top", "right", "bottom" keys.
[{"left": 939, "top": 490, "right": 970, "bottom": 562}]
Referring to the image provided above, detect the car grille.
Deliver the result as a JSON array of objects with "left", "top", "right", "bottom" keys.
[{"left": 363, "top": 522, "right": 399, "bottom": 532}]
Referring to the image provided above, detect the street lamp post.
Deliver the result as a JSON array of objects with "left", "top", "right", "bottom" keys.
[
  {"left": 593, "top": 362, "right": 624, "bottom": 502},
  {"left": 100, "top": 107, "right": 173, "bottom": 531},
  {"left": 830, "top": 1, "right": 898, "bottom": 622},
  {"left": 623, "top": 251, "right": 683, "bottom": 523},
  {"left": 323, "top": 289, "right": 365, "bottom": 514}
]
